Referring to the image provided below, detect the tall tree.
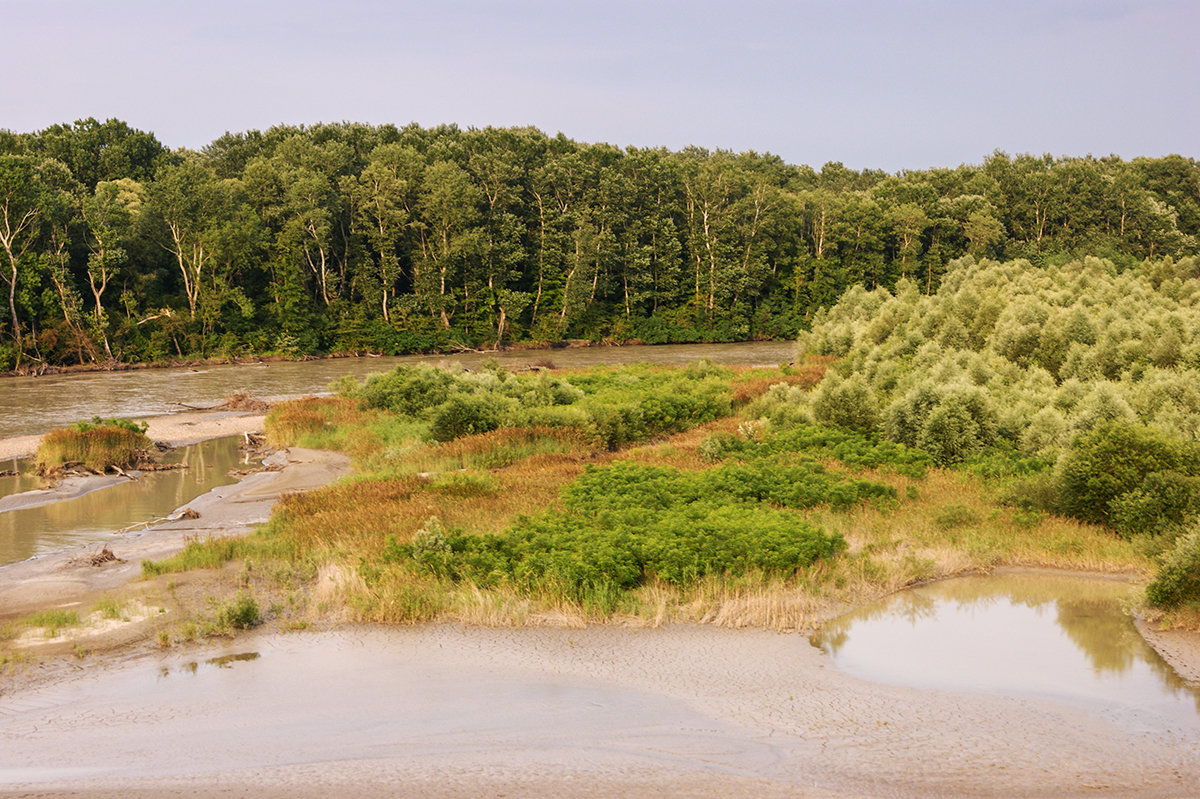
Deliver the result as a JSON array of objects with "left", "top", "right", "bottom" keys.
[{"left": 83, "top": 178, "right": 146, "bottom": 358}]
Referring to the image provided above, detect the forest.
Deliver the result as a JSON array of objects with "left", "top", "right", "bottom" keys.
[{"left": 1, "top": 118, "right": 1198, "bottom": 370}]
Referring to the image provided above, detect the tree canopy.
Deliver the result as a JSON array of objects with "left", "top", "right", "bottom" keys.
[{"left": 1, "top": 118, "right": 1197, "bottom": 369}]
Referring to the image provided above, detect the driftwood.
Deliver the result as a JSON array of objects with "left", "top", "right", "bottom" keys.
[
  {"left": 170, "top": 391, "right": 270, "bottom": 413},
  {"left": 89, "top": 546, "right": 126, "bottom": 566}
]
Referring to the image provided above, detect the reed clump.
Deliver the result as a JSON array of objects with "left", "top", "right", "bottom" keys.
[{"left": 36, "top": 417, "right": 152, "bottom": 474}]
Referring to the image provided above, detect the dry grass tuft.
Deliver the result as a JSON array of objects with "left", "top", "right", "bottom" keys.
[{"left": 729, "top": 362, "right": 827, "bottom": 405}]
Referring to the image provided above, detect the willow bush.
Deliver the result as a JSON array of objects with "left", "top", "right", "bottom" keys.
[{"left": 780, "top": 255, "right": 1200, "bottom": 607}]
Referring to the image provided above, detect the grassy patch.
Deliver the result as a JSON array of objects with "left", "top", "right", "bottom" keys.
[
  {"left": 36, "top": 418, "right": 151, "bottom": 473},
  {"left": 128, "top": 361, "right": 1159, "bottom": 633},
  {"left": 142, "top": 537, "right": 245, "bottom": 576},
  {"left": 26, "top": 609, "right": 82, "bottom": 638},
  {"left": 93, "top": 596, "right": 127, "bottom": 621}
]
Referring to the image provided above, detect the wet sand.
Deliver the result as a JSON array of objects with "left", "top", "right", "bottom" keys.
[{"left": 1, "top": 624, "right": 1198, "bottom": 798}]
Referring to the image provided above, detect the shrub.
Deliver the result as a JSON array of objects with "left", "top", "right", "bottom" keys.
[
  {"left": 214, "top": 593, "right": 262, "bottom": 630},
  {"left": 1056, "top": 422, "right": 1197, "bottom": 529},
  {"left": 429, "top": 394, "right": 506, "bottom": 442},
  {"left": 1109, "top": 471, "right": 1200, "bottom": 538},
  {"left": 812, "top": 373, "right": 879, "bottom": 435},
  {"left": 359, "top": 364, "right": 457, "bottom": 415},
  {"left": 1145, "top": 528, "right": 1200, "bottom": 609},
  {"left": 389, "top": 459, "right": 852, "bottom": 606}
]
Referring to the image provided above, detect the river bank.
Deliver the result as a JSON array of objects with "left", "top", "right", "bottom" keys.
[{"left": 0, "top": 444, "right": 350, "bottom": 628}]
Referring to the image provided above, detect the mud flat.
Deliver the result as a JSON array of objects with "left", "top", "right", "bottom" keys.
[{"left": 1, "top": 623, "right": 1198, "bottom": 799}]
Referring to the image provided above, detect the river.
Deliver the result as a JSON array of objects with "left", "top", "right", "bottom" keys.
[{"left": 0, "top": 341, "right": 796, "bottom": 440}]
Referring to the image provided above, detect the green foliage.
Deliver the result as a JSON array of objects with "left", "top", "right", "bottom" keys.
[
  {"left": 811, "top": 373, "right": 878, "bottom": 434},
  {"left": 385, "top": 459, "right": 854, "bottom": 607},
  {"left": 359, "top": 364, "right": 458, "bottom": 415},
  {"left": 429, "top": 394, "right": 506, "bottom": 442},
  {"left": 1056, "top": 422, "right": 1200, "bottom": 532},
  {"left": 26, "top": 609, "right": 81, "bottom": 637},
  {"left": 7, "top": 117, "right": 1199, "bottom": 370},
  {"left": 348, "top": 362, "right": 732, "bottom": 447},
  {"left": 700, "top": 423, "right": 931, "bottom": 478},
  {"left": 213, "top": 593, "right": 262, "bottom": 630},
  {"left": 1145, "top": 528, "right": 1200, "bottom": 609},
  {"left": 69, "top": 416, "right": 149, "bottom": 434},
  {"left": 142, "top": 537, "right": 243, "bottom": 576}
]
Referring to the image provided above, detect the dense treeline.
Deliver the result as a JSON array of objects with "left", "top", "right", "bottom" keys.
[{"left": 1, "top": 117, "right": 1198, "bottom": 369}]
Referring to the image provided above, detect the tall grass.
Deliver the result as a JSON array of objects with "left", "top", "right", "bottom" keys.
[{"left": 36, "top": 418, "right": 151, "bottom": 473}]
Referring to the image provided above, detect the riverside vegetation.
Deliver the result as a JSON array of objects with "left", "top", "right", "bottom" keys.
[
  {"left": 34, "top": 417, "right": 152, "bottom": 474},
  {"left": 135, "top": 335, "right": 1189, "bottom": 642},
  {"left": 1, "top": 119, "right": 1198, "bottom": 372}
]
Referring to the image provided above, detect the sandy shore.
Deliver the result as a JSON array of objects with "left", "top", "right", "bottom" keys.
[
  {"left": 0, "top": 410, "right": 268, "bottom": 462},
  {"left": 1, "top": 624, "right": 1198, "bottom": 798}
]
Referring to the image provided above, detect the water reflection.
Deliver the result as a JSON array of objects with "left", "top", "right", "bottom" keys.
[
  {"left": 157, "top": 652, "right": 261, "bottom": 679},
  {"left": 812, "top": 573, "right": 1200, "bottom": 732},
  {"left": 0, "top": 458, "right": 49, "bottom": 498},
  {"left": 0, "top": 437, "right": 260, "bottom": 566}
]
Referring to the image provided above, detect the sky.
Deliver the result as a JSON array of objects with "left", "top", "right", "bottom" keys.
[{"left": 2, "top": 0, "right": 1198, "bottom": 172}]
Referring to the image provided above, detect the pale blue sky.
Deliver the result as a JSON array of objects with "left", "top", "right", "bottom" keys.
[{"left": 3, "top": 0, "right": 1197, "bottom": 171}]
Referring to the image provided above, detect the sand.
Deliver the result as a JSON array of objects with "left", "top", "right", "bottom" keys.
[{"left": 1, "top": 624, "right": 1198, "bottom": 798}]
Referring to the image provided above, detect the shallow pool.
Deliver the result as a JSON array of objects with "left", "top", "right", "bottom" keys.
[{"left": 811, "top": 572, "right": 1200, "bottom": 736}]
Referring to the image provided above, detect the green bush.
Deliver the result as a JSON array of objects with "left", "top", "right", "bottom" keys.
[
  {"left": 429, "top": 394, "right": 506, "bottom": 442},
  {"left": 1109, "top": 471, "right": 1200, "bottom": 538},
  {"left": 351, "top": 362, "right": 732, "bottom": 447},
  {"left": 1145, "top": 528, "right": 1200, "bottom": 609},
  {"left": 359, "top": 364, "right": 457, "bottom": 415},
  {"left": 812, "top": 373, "right": 879, "bottom": 435},
  {"left": 214, "top": 593, "right": 262, "bottom": 630},
  {"left": 700, "top": 423, "right": 930, "bottom": 478},
  {"left": 388, "top": 459, "right": 853, "bottom": 606},
  {"left": 1056, "top": 422, "right": 1199, "bottom": 529}
]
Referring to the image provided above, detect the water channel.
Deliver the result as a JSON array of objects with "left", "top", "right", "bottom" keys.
[
  {"left": 811, "top": 572, "right": 1200, "bottom": 737},
  {"left": 0, "top": 341, "right": 797, "bottom": 439},
  {"left": 0, "top": 437, "right": 259, "bottom": 566}
]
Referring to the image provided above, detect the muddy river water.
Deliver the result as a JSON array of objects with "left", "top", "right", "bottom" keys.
[
  {"left": 812, "top": 572, "right": 1200, "bottom": 737},
  {"left": 0, "top": 437, "right": 258, "bottom": 566},
  {"left": 0, "top": 341, "right": 797, "bottom": 439}
]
